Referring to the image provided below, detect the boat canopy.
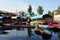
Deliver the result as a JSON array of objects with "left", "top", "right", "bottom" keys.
[
  {"left": 0, "top": 16, "right": 3, "bottom": 19},
  {"left": 11, "top": 16, "right": 18, "bottom": 19},
  {"left": 25, "top": 13, "right": 31, "bottom": 17},
  {"left": 31, "top": 15, "right": 43, "bottom": 20}
]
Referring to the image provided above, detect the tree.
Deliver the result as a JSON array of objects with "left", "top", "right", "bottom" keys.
[
  {"left": 58, "top": 6, "right": 60, "bottom": 14},
  {"left": 58, "top": 6, "right": 60, "bottom": 11},
  {"left": 54, "top": 6, "right": 60, "bottom": 15},
  {"left": 30, "top": 12, "right": 34, "bottom": 17},
  {"left": 48, "top": 11, "right": 52, "bottom": 15},
  {"left": 28, "top": 5, "right": 32, "bottom": 13},
  {"left": 37, "top": 6, "right": 44, "bottom": 15}
]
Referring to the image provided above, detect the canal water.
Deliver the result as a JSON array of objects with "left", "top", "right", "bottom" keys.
[{"left": 0, "top": 29, "right": 60, "bottom": 40}]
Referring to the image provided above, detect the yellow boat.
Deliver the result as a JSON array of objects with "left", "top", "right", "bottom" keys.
[
  {"left": 30, "top": 21, "right": 44, "bottom": 24},
  {"left": 30, "top": 21, "right": 44, "bottom": 31}
]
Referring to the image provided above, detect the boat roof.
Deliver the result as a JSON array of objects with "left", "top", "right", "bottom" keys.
[{"left": 31, "top": 15, "right": 43, "bottom": 20}]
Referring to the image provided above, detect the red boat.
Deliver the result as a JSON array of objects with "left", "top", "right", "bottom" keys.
[{"left": 46, "top": 23, "right": 60, "bottom": 27}]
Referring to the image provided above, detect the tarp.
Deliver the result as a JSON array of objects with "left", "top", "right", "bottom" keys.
[
  {"left": 31, "top": 15, "right": 43, "bottom": 20},
  {"left": 0, "top": 16, "right": 3, "bottom": 19}
]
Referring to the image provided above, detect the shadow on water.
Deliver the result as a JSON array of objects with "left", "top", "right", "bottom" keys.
[{"left": 0, "top": 32, "right": 9, "bottom": 34}]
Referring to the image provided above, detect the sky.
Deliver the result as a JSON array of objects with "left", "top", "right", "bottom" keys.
[{"left": 0, "top": 0, "right": 60, "bottom": 14}]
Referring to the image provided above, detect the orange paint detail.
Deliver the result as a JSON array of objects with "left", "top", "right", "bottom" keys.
[{"left": 39, "top": 30, "right": 44, "bottom": 35}]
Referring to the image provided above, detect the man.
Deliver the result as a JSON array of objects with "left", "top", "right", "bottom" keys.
[{"left": 27, "top": 17, "right": 32, "bottom": 38}]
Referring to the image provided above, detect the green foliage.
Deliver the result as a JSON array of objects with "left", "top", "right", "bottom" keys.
[
  {"left": 28, "top": 5, "right": 32, "bottom": 13},
  {"left": 58, "top": 6, "right": 60, "bottom": 11},
  {"left": 48, "top": 11, "right": 53, "bottom": 16},
  {"left": 37, "top": 6, "right": 44, "bottom": 15},
  {"left": 54, "top": 6, "right": 60, "bottom": 15},
  {"left": 31, "top": 12, "right": 34, "bottom": 17},
  {"left": 48, "top": 11, "right": 51, "bottom": 14}
]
